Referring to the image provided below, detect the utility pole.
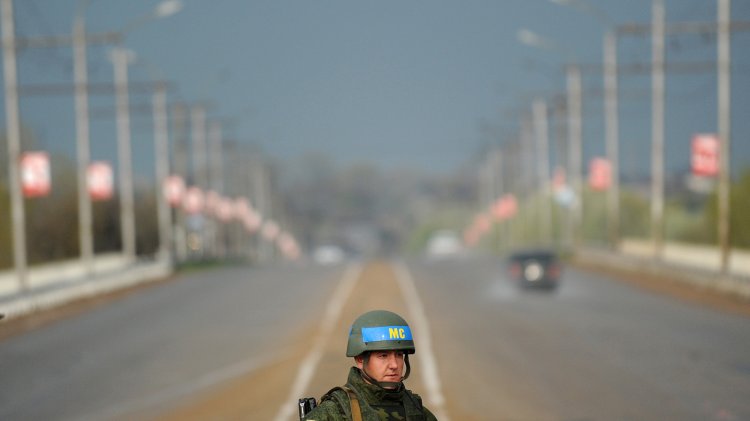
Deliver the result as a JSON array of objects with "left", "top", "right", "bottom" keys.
[
  {"left": 567, "top": 63, "right": 583, "bottom": 249},
  {"left": 604, "top": 29, "right": 620, "bottom": 250},
  {"left": 650, "top": 0, "right": 665, "bottom": 260},
  {"left": 190, "top": 105, "right": 208, "bottom": 258},
  {"left": 1, "top": 0, "right": 28, "bottom": 290},
  {"left": 533, "top": 98, "right": 551, "bottom": 244},
  {"left": 153, "top": 82, "right": 172, "bottom": 263},
  {"left": 191, "top": 105, "right": 208, "bottom": 188},
  {"left": 255, "top": 157, "right": 272, "bottom": 262},
  {"left": 73, "top": 7, "right": 94, "bottom": 277},
  {"left": 717, "top": 0, "right": 731, "bottom": 277},
  {"left": 553, "top": 100, "right": 571, "bottom": 249},
  {"left": 111, "top": 47, "right": 137, "bottom": 261},
  {"left": 487, "top": 147, "right": 502, "bottom": 253},
  {"left": 521, "top": 113, "right": 534, "bottom": 244},
  {"left": 208, "top": 120, "right": 224, "bottom": 257},
  {"left": 171, "top": 103, "right": 188, "bottom": 262},
  {"left": 614, "top": 15, "right": 749, "bottom": 272}
]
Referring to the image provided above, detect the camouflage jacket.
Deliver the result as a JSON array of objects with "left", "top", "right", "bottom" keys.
[{"left": 303, "top": 367, "right": 438, "bottom": 421}]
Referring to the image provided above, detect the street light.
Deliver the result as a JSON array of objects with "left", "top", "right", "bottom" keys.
[
  {"left": 548, "top": 0, "right": 620, "bottom": 250},
  {"left": 0, "top": 0, "right": 182, "bottom": 290},
  {"left": 1, "top": 0, "right": 28, "bottom": 290},
  {"left": 74, "top": 0, "right": 182, "bottom": 265},
  {"left": 533, "top": 98, "right": 552, "bottom": 244},
  {"left": 518, "top": 28, "right": 583, "bottom": 249},
  {"left": 73, "top": 0, "right": 94, "bottom": 277},
  {"left": 109, "top": 46, "right": 137, "bottom": 260}
]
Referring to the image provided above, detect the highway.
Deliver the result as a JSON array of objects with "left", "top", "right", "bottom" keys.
[{"left": 1, "top": 256, "right": 749, "bottom": 421}]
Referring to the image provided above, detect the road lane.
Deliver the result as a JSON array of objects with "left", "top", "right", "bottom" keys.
[
  {"left": 159, "top": 260, "right": 443, "bottom": 420},
  {"left": 0, "top": 263, "right": 347, "bottom": 420},
  {"left": 274, "top": 263, "right": 363, "bottom": 421},
  {"left": 4, "top": 257, "right": 750, "bottom": 421},
  {"left": 408, "top": 255, "right": 750, "bottom": 421},
  {"left": 393, "top": 261, "right": 449, "bottom": 420}
]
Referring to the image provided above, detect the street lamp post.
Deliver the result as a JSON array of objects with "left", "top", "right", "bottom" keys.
[
  {"left": 518, "top": 28, "right": 583, "bottom": 250},
  {"left": 604, "top": 29, "right": 620, "bottom": 250},
  {"left": 1, "top": 0, "right": 28, "bottom": 291},
  {"left": 651, "top": 0, "right": 666, "bottom": 259},
  {"left": 171, "top": 103, "right": 188, "bottom": 263},
  {"left": 73, "top": 0, "right": 95, "bottom": 276},
  {"left": 153, "top": 82, "right": 172, "bottom": 263},
  {"left": 717, "top": 0, "right": 731, "bottom": 277},
  {"left": 208, "top": 120, "right": 225, "bottom": 257},
  {"left": 103, "top": 1, "right": 182, "bottom": 263},
  {"left": 190, "top": 104, "right": 207, "bottom": 258},
  {"left": 110, "top": 46, "right": 137, "bottom": 261},
  {"left": 549, "top": 0, "right": 619, "bottom": 250},
  {"left": 533, "top": 98, "right": 552, "bottom": 244},
  {"left": 566, "top": 63, "right": 583, "bottom": 249},
  {"left": 72, "top": 0, "right": 182, "bottom": 270}
]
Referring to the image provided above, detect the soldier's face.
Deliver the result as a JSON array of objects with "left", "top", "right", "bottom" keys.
[{"left": 357, "top": 351, "right": 405, "bottom": 388}]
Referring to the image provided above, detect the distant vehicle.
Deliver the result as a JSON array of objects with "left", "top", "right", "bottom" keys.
[
  {"left": 426, "top": 230, "right": 464, "bottom": 259},
  {"left": 312, "top": 245, "right": 345, "bottom": 265},
  {"left": 508, "top": 249, "right": 561, "bottom": 290}
]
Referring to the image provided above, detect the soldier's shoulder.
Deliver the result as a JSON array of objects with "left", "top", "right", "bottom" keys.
[
  {"left": 303, "top": 398, "right": 345, "bottom": 421},
  {"left": 403, "top": 388, "right": 424, "bottom": 405}
]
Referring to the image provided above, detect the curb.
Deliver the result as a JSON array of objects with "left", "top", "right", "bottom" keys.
[
  {"left": 0, "top": 260, "right": 172, "bottom": 322},
  {"left": 574, "top": 248, "right": 750, "bottom": 300}
]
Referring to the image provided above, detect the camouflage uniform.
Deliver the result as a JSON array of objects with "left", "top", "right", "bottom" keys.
[{"left": 303, "top": 366, "right": 437, "bottom": 421}]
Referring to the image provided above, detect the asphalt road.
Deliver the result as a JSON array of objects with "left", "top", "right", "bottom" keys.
[
  {"left": 0, "top": 263, "right": 346, "bottom": 420},
  {"left": 1, "top": 256, "right": 749, "bottom": 421},
  {"left": 409, "top": 257, "right": 750, "bottom": 421}
]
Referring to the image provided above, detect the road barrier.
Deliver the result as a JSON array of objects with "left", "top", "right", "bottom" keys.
[
  {"left": 576, "top": 239, "right": 750, "bottom": 299},
  {"left": 0, "top": 254, "right": 172, "bottom": 321}
]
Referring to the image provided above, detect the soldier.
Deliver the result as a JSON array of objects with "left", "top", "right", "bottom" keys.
[{"left": 303, "top": 309, "right": 438, "bottom": 421}]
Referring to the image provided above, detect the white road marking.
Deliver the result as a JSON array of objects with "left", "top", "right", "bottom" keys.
[
  {"left": 394, "top": 261, "right": 451, "bottom": 421},
  {"left": 273, "top": 263, "right": 363, "bottom": 421}
]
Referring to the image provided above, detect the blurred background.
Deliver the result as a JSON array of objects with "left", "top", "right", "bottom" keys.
[
  {"left": 1, "top": 1, "right": 749, "bottom": 420},
  {"left": 0, "top": 0, "right": 748, "bottom": 269}
]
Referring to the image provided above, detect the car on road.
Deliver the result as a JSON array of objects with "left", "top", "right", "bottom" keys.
[
  {"left": 507, "top": 249, "right": 562, "bottom": 290},
  {"left": 312, "top": 245, "right": 346, "bottom": 265},
  {"left": 425, "top": 230, "right": 464, "bottom": 260}
]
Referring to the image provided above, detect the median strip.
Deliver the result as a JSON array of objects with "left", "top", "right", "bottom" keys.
[
  {"left": 393, "top": 261, "right": 450, "bottom": 421},
  {"left": 273, "top": 263, "right": 363, "bottom": 421}
]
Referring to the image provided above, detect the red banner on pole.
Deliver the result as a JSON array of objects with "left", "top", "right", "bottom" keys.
[
  {"left": 183, "top": 187, "right": 205, "bottom": 214},
  {"left": 163, "top": 175, "right": 185, "bottom": 207},
  {"left": 21, "top": 152, "right": 51, "bottom": 198},
  {"left": 491, "top": 194, "right": 518, "bottom": 221},
  {"left": 88, "top": 161, "right": 113, "bottom": 201},
  {"left": 589, "top": 157, "right": 612, "bottom": 191},
  {"left": 691, "top": 133, "right": 719, "bottom": 177}
]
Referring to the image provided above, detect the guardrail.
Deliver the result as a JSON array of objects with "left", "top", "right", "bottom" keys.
[
  {"left": 576, "top": 238, "right": 750, "bottom": 298},
  {"left": 0, "top": 254, "right": 172, "bottom": 321}
]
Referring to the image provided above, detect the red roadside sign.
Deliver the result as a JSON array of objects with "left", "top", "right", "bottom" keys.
[
  {"left": 589, "top": 157, "right": 612, "bottom": 191},
  {"left": 183, "top": 187, "right": 205, "bottom": 214},
  {"left": 21, "top": 152, "right": 51, "bottom": 198},
  {"left": 88, "top": 161, "right": 113, "bottom": 201},
  {"left": 491, "top": 194, "right": 518, "bottom": 221},
  {"left": 691, "top": 133, "right": 719, "bottom": 177},
  {"left": 163, "top": 175, "right": 186, "bottom": 207}
]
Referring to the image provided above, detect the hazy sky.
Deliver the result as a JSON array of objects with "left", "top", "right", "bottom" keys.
[{"left": 5, "top": 0, "right": 750, "bottom": 180}]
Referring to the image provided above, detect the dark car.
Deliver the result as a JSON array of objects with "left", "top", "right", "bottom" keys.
[{"left": 508, "top": 249, "right": 562, "bottom": 290}]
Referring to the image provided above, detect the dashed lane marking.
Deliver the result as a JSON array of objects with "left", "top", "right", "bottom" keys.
[
  {"left": 394, "top": 261, "right": 451, "bottom": 421},
  {"left": 273, "top": 263, "right": 363, "bottom": 421}
]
